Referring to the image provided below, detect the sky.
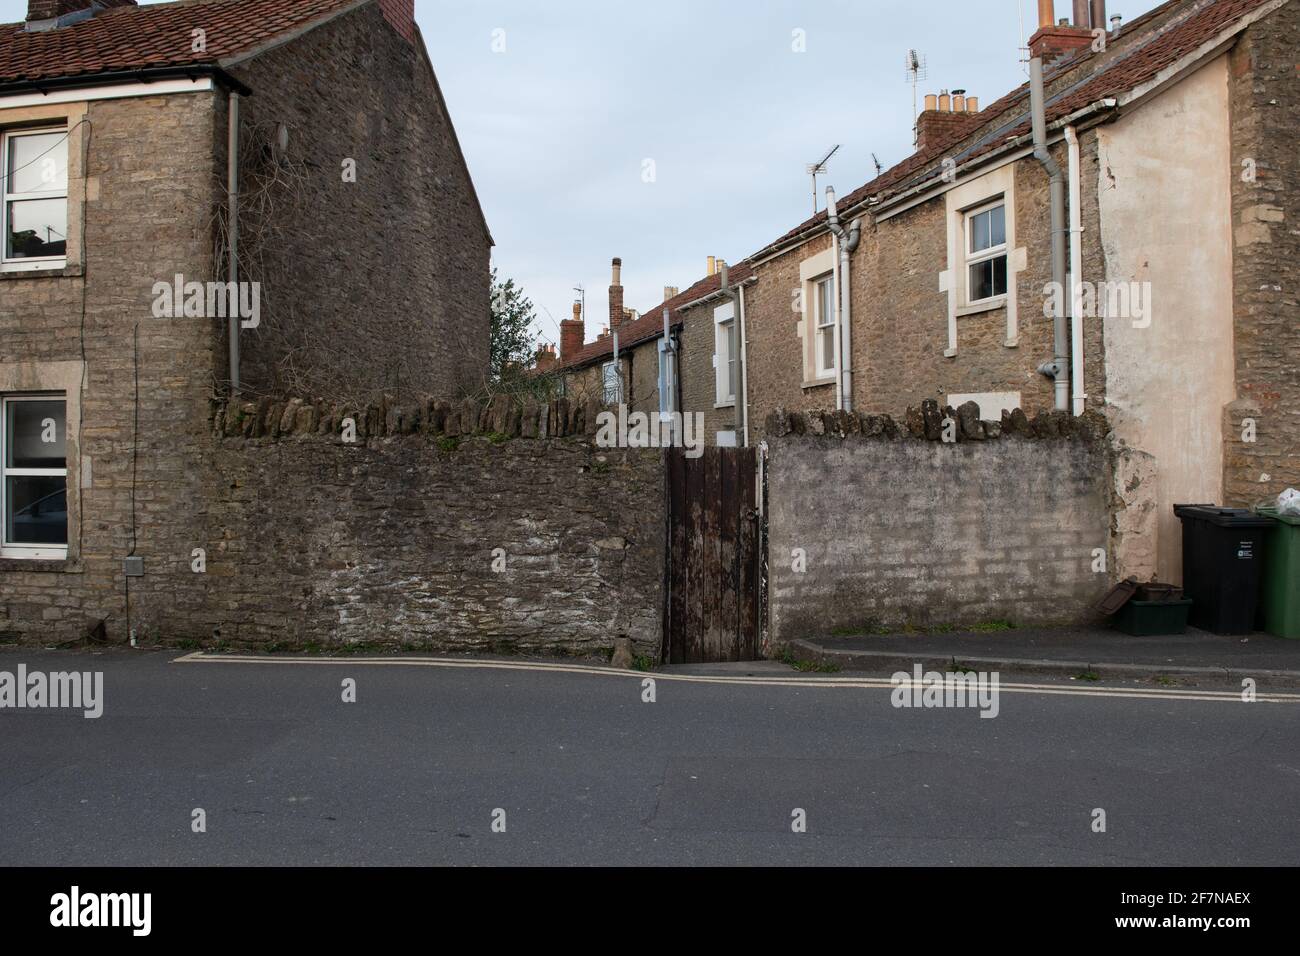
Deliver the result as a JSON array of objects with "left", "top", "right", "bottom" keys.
[{"left": 3, "top": 0, "right": 1166, "bottom": 346}]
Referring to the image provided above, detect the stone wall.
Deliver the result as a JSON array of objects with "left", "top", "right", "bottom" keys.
[
  {"left": 737, "top": 140, "right": 1110, "bottom": 446},
  {"left": 1223, "top": 2, "right": 1300, "bottom": 508},
  {"left": 742, "top": 234, "right": 836, "bottom": 438},
  {"left": 4, "top": 395, "right": 666, "bottom": 660},
  {"left": 226, "top": 2, "right": 492, "bottom": 404},
  {"left": 0, "top": 89, "right": 223, "bottom": 645},
  {"left": 764, "top": 403, "right": 1114, "bottom": 645},
  {"left": 678, "top": 296, "right": 741, "bottom": 444}
]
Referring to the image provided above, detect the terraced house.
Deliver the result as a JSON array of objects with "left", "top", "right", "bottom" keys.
[
  {"left": 604, "top": 0, "right": 1295, "bottom": 584},
  {"left": 0, "top": 0, "right": 490, "bottom": 641}
]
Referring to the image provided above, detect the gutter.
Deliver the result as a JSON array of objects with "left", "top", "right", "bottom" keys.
[
  {"left": 678, "top": 275, "right": 757, "bottom": 312},
  {"left": 0, "top": 64, "right": 252, "bottom": 98}
]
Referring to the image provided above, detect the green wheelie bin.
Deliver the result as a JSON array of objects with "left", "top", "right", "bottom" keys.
[{"left": 1257, "top": 507, "right": 1300, "bottom": 639}]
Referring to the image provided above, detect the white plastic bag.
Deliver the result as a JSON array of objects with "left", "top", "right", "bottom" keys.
[{"left": 1278, "top": 488, "right": 1300, "bottom": 517}]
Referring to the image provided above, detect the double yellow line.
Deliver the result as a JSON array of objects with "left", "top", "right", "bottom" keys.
[{"left": 172, "top": 652, "right": 1300, "bottom": 704}]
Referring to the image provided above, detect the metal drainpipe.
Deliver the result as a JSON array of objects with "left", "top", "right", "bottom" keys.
[
  {"left": 1030, "top": 56, "right": 1070, "bottom": 412},
  {"left": 825, "top": 187, "right": 862, "bottom": 412},
  {"left": 1066, "top": 125, "right": 1086, "bottom": 416},
  {"left": 227, "top": 90, "right": 241, "bottom": 395},
  {"left": 718, "top": 260, "right": 747, "bottom": 443},
  {"left": 738, "top": 282, "right": 750, "bottom": 447}
]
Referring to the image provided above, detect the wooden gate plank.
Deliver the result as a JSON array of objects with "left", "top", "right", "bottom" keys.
[
  {"left": 737, "top": 450, "right": 760, "bottom": 661},
  {"left": 718, "top": 448, "right": 740, "bottom": 662},
  {"left": 666, "top": 448, "right": 687, "bottom": 664},
  {"left": 683, "top": 446, "right": 706, "bottom": 664}
]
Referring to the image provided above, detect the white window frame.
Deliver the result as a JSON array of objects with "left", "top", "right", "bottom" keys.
[
  {"left": 601, "top": 360, "right": 622, "bottom": 405},
  {"left": 1, "top": 393, "right": 69, "bottom": 560},
  {"left": 2, "top": 126, "right": 69, "bottom": 273},
  {"left": 963, "top": 198, "right": 1008, "bottom": 307},
  {"left": 714, "top": 302, "right": 736, "bottom": 407},
  {"left": 813, "top": 274, "right": 837, "bottom": 379}
]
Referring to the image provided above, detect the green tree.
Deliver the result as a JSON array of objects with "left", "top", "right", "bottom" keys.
[{"left": 490, "top": 268, "right": 540, "bottom": 383}]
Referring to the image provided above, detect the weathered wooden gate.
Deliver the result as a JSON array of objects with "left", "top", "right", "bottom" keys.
[{"left": 663, "top": 446, "right": 763, "bottom": 663}]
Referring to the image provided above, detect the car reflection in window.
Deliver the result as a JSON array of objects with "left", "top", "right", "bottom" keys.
[{"left": 12, "top": 486, "right": 67, "bottom": 544}]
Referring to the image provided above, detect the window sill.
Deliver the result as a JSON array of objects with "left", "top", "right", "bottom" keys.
[
  {"left": 956, "top": 297, "right": 1007, "bottom": 317},
  {"left": 0, "top": 262, "right": 81, "bottom": 281},
  {"left": 0, "top": 557, "right": 81, "bottom": 573},
  {"left": 802, "top": 377, "right": 835, "bottom": 390},
  {"left": 714, "top": 400, "right": 736, "bottom": 410}
]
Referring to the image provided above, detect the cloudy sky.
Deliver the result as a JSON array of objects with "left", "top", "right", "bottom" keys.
[{"left": 4, "top": 0, "right": 1164, "bottom": 346}]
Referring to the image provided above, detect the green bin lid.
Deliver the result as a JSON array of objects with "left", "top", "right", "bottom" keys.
[{"left": 1257, "top": 507, "right": 1300, "bottom": 527}]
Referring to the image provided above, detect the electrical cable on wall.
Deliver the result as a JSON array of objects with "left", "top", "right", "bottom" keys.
[
  {"left": 77, "top": 118, "right": 92, "bottom": 562},
  {"left": 0, "top": 120, "right": 84, "bottom": 188},
  {"left": 123, "top": 322, "right": 140, "bottom": 639}
]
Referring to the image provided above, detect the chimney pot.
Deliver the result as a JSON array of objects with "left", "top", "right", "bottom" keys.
[
  {"left": 938, "top": 91, "right": 951, "bottom": 112},
  {"left": 1037, "top": 0, "right": 1055, "bottom": 29},
  {"left": 1073, "top": 0, "right": 1090, "bottom": 28},
  {"left": 966, "top": 96, "right": 980, "bottom": 112},
  {"left": 1090, "top": 1, "right": 1107, "bottom": 33},
  {"left": 924, "top": 93, "right": 938, "bottom": 111},
  {"left": 707, "top": 256, "right": 716, "bottom": 277}
]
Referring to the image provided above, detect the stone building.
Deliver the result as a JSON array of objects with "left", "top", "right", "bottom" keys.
[
  {"left": 671, "top": 0, "right": 1297, "bottom": 583},
  {"left": 0, "top": 0, "right": 490, "bottom": 640}
]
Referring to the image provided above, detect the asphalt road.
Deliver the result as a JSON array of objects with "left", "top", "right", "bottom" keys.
[{"left": 2, "top": 648, "right": 1299, "bottom": 866}]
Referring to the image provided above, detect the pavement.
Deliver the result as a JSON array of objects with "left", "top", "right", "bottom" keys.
[
  {"left": 788, "top": 626, "right": 1300, "bottom": 685},
  {"left": 3, "top": 646, "right": 1300, "bottom": 866}
]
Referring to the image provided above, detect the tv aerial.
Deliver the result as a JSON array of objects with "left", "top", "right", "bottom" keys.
[
  {"left": 806, "top": 144, "right": 841, "bottom": 215},
  {"left": 906, "top": 49, "right": 929, "bottom": 129}
]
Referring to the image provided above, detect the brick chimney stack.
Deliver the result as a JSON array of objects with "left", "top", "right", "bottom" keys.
[
  {"left": 27, "top": 0, "right": 134, "bottom": 21},
  {"left": 533, "top": 344, "right": 557, "bottom": 373},
  {"left": 560, "top": 302, "right": 585, "bottom": 362},
  {"left": 378, "top": 0, "right": 416, "bottom": 44},
  {"left": 609, "top": 258, "right": 626, "bottom": 332},
  {"left": 1029, "top": 0, "right": 1094, "bottom": 65},
  {"left": 915, "top": 88, "right": 982, "bottom": 150}
]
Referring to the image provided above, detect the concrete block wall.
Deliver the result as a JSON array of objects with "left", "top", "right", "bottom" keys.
[{"left": 765, "top": 404, "right": 1114, "bottom": 645}]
